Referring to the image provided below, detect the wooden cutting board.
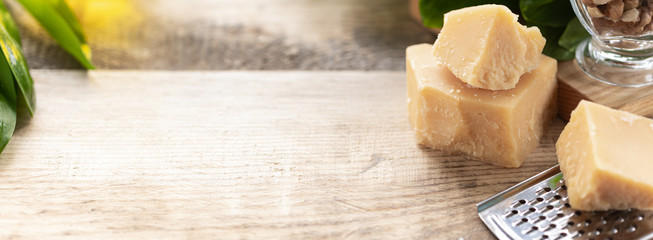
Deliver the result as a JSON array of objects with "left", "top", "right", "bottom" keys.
[
  {"left": 557, "top": 61, "right": 653, "bottom": 120},
  {"left": 0, "top": 70, "right": 564, "bottom": 239}
]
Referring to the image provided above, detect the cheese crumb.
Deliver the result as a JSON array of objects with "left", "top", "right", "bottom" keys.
[{"left": 620, "top": 114, "right": 636, "bottom": 126}]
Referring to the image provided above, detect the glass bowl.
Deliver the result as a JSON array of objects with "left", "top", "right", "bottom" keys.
[{"left": 571, "top": 0, "right": 653, "bottom": 87}]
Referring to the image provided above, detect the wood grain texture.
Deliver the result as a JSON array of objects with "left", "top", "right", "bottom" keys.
[
  {"left": 619, "top": 94, "right": 653, "bottom": 117},
  {"left": 0, "top": 70, "right": 564, "bottom": 239},
  {"left": 557, "top": 61, "right": 653, "bottom": 120},
  {"left": 10, "top": 0, "right": 435, "bottom": 70}
]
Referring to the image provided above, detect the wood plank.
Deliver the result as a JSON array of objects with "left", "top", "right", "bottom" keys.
[
  {"left": 0, "top": 70, "right": 563, "bottom": 239},
  {"left": 557, "top": 60, "right": 653, "bottom": 120},
  {"left": 12, "top": 0, "right": 435, "bottom": 70}
]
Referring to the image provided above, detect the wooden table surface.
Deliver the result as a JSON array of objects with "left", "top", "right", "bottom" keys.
[
  {"left": 0, "top": 70, "right": 564, "bottom": 239},
  {"left": 1, "top": 0, "right": 573, "bottom": 239},
  {"left": 13, "top": 0, "right": 435, "bottom": 70}
]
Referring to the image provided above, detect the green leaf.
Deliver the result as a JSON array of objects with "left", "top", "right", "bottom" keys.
[
  {"left": 419, "top": 0, "right": 520, "bottom": 28},
  {"left": 0, "top": 20, "right": 17, "bottom": 152},
  {"left": 535, "top": 23, "right": 575, "bottom": 61},
  {"left": 16, "top": 0, "right": 94, "bottom": 69},
  {"left": 559, "top": 18, "right": 590, "bottom": 52},
  {"left": 0, "top": 2, "right": 21, "bottom": 45},
  {"left": 0, "top": 12, "right": 36, "bottom": 116},
  {"left": 0, "top": 53, "right": 16, "bottom": 153},
  {"left": 543, "top": 42, "right": 575, "bottom": 61},
  {"left": 548, "top": 174, "right": 563, "bottom": 189},
  {"left": 520, "top": 0, "right": 575, "bottom": 27},
  {"left": 47, "top": 0, "right": 87, "bottom": 45}
]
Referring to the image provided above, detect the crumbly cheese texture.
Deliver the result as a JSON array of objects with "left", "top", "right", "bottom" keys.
[
  {"left": 432, "top": 5, "right": 545, "bottom": 90},
  {"left": 556, "top": 100, "right": 653, "bottom": 211},
  {"left": 407, "top": 43, "right": 557, "bottom": 168}
]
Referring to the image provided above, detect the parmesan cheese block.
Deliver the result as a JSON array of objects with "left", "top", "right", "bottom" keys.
[
  {"left": 407, "top": 43, "right": 557, "bottom": 168},
  {"left": 556, "top": 100, "right": 653, "bottom": 211},
  {"left": 432, "top": 5, "right": 546, "bottom": 90}
]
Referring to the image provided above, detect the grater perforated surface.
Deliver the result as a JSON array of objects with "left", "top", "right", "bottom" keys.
[{"left": 477, "top": 165, "right": 653, "bottom": 240}]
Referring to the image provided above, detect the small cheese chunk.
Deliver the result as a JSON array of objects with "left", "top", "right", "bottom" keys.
[
  {"left": 556, "top": 100, "right": 653, "bottom": 211},
  {"left": 432, "top": 5, "right": 546, "bottom": 90},
  {"left": 407, "top": 43, "right": 557, "bottom": 168}
]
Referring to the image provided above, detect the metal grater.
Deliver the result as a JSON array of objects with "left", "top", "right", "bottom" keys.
[{"left": 477, "top": 164, "right": 653, "bottom": 240}]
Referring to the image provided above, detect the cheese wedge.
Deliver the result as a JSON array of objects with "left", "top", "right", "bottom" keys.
[
  {"left": 407, "top": 43, "right": 556, "bottom": 168},
  {"left": 432, "top": 5, "right": 545, "bottom": 90},
  {"left": 557, "top": 100, "right": 653, "bottom": 211}
]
